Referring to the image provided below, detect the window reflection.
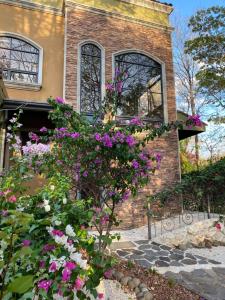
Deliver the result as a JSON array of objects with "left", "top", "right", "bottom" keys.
[
  {"left": 115, "top": 53, "right": 163, "bottom": 120},
  {"left": 0, "top": 36, "right": 39, "bottom": 84},
  {"left": 80, "top": 43, "right": 102, "bottom": 115}
]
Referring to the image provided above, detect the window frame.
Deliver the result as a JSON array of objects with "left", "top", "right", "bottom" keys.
[
  {"left": 77, "top": 40, "right": 105, "bottom": 115},
  {"left": 112, "top": 49, "right": 168, "bottom": 123},
  {"left": 0, "top": 32, "right": 43, "bottom": 90}
]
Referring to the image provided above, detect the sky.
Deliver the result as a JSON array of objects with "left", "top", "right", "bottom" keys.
[{"left": 169, "top": 0, "right": 224, "bottom": 17}]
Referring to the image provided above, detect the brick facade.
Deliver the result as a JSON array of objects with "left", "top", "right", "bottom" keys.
[{"left": 65, "top": 5, "right": 180, "bottom": 229}]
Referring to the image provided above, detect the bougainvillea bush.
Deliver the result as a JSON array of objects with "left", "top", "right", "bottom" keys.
[{"left": 0, "top": 79, "right": 200, "bottom": 299}]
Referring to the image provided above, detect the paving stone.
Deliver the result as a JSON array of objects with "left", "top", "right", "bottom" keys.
[
  {"left": 117, "top": 250, "right": 131, "bottom": 257},
  {"left": 170, "top": 261, "right": 184, "bottom": 267},
  {"left": 212, "top": 267, "right": 225, "bottom": 277},
  {"left": 135, "top": 259, "right": 153, "bottom": 268},
  {"left": 128, "top": 254, "right": 145, "bottom": 260},
  {"left": 131, "top": 249, "right": 144, "bottom": 255},
  {"left": 208, "top": 259, "right": 221, "bottom": 265},
  {"left": 158, "top": 250, "right": 169, "bottom": 256},
  {"left": 144, "top": 255, "right": 157, "bottom": 262},
  {"left": 194, "top": 254, "right": 207, "bottom": 260},
  {"left": 185, "top": 253, "right": 197, "bottom": 260},
  {"left": 135, "top": 240, "right": 149, "bottom": 245},
  {"left": 169, "top": 253, "right": 184, "bottom": 261},
  {"left": 159, "top": 244, "right": 172, "bottom": 251},
  {"left": 173, "top": 249, "right": 184, "bottom": 255},
  {"left": 164, "top": 271, "right": 183, "bottom": 282},
  {"left": 155, "top": 260, "right": 169, "bottom": 267},
  {"left": 144, "top": 250, "right": 158, "bottom": 257},
  {"left": 139, "top": 244, "right": 153, "bottom": 250},
  {"left": 159, "top": 256, "right": 170, "bottom": 262},
  {"left": 151, "top": 245, "right": 161, "bottom": 251},
  {"left": 198, "top": 260, "right": 209, "bottom": 265},
  {"left": 181, "top": 259, "right": 197, "bottom": 265}
]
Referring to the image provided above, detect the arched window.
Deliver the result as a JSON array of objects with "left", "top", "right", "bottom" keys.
[
  {"left": 80, "top": 43, "right": 102, "bottom": 115},
  {"left": 114, "top": 52, "right": 164, "bottom": 120},
  {"left": 0, "top": 35, "right": 40, "bottom": 84}
]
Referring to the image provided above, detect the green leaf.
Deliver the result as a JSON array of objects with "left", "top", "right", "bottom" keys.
[{"left": 7, "top": 275, "right": 33, "bottom": 294}]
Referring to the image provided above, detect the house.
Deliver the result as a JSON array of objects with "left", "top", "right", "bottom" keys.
[{"left": 0, "top": 0, "right": 205, "bottom": 228}]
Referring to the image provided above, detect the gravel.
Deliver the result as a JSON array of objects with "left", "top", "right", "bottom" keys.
[
  {"left": 187, "top": 246, "right": 225, "bottom": 264},
  {"left": 97, "top": 279, "right": 136, "bottom": 300}
]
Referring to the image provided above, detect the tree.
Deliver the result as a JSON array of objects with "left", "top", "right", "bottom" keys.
[{"left": 185, "top": 6, "right": 225, "bottom": 109}]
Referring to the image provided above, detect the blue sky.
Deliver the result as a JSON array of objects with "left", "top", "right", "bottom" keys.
[{"left": 169, "top": 0, "right": 224, "bottom": 17}]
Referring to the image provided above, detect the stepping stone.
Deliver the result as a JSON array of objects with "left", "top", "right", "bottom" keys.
[
  {"left": 155, "top": 260, "right": 169, "bottom": 267},
  {"left": 212, "top": 268, "right": 225, "bottom": 276},
  {"left": 127, "top": 254, "right": 144, "bottom": 260},
  {"left": 135, "top": 240, "right": 149, "bottom": 245},
  {"left": 158, "top": 250, "right": 169, "bottom": 256},
  {"left": 135, "top": 259, "right": 153, "bottom": 268},
  {"left": 181, "top": 259, "right": 197, "bottom": 265},
  {"left": 131, "top": 249, "right": 144, "bottom": 255},
  {"left": 195, "top": 254, "right": 207, "bottom": 260},
  {"left": 169, "top": 253, "right": 184, "bottom": 261},
  {"left": 208, "top": 259, "right": 221, "bottom": 265},
  {"left": 151, "top": 242, "right": 162, "bottom": 246},
  {"left": 173, "top": 249, "right": 184, "bottom": 255},
  {"left": 160, "top": 245, "right": 172, "bottom": 251},
  {"left": 110, "top": 241, "right": 135, "bottom": 250},
  {"left": 159, "top": 256, "right": 170, "bottom": 262},
  {"left": 144, "top": 255, "right": 157, "bottom": 262},
  {"left": 170, "top": 261, "right": 184, "bottom": 267},
  {"left": 185, "top": 253, "right": 196, "bottom": 260},
  {"left": 151, "top": 245, "right": 161, "bottom": 251},
  {"left": 198, "top": 260, "right": 208, "bottom": 265},
  {"left": 139, "top": 244, "right": 152, "bottom": 250},
  {"left": 145, "top": 250, "right": 158, "bottom": 257},
  {"left": 117, "top": 250, "right": 131, "bottom": 257}
]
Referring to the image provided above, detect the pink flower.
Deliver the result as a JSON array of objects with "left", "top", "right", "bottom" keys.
[
  {"left": 22, "top": 240, "right": 31, "bottom": 247},
  {"left": 56, "top": 97, "right": 65, "bottom": 104},
  {"left": 8, "top": 195, "right": 17, "bottom": 203},
  {"left": 100, "top": 215, "right": 109, "bottom": 225},
  {"left": 64, "top": 261, "right": 76, "bottom": 270},
  {"left": 52, "top": 229, "right": 64, "bottom": 237},
  {"left": 70, "top": 132, "right": 80, "bottom": 139},
  {"left": 215, "top": 223, "right": 222, "bottom": 231},
  {"left": 38, "top": 280, "right": 53, "bottom": 292},
  {"left": 104, "top": 269, "right": 113, "bottom": 279},
  {"left": 98, "top": 293, "right": 104, "bottom": 299},
  {"left": 74, "top": 277, "right": 85, "bottom": 290},
  {"left": 29, "top": 132, "right": 40, "bottom": 142},
  {"left": 40, "top": 127, "right": 48, "bottom": 133},
  {"left": 67, "top": 239, "right": 73, "bottom": 245},
  {"left": 62, "top": 268, "right": 71, "bottom": 282},
  {"left": 49, "top": 261, "right": 57, "bottom": 272}
]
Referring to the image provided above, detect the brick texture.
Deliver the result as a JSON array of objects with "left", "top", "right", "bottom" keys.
[{"left": 65, "top": 7, "right": 180, "bottom": 229}]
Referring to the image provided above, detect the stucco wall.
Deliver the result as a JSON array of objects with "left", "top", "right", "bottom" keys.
[{"left": 0, "top": 3, "right": 64, "bottom": 102}]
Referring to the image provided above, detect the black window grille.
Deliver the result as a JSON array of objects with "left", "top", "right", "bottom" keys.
[
  {"left": 115, "top": 52, "right": 163, "bottom": 120},
  {"left": 80, "top": 43, "right": 102, "bottom": 115},
  {"left": 0, "top": 36, "right": 39, "bottom": 84}
]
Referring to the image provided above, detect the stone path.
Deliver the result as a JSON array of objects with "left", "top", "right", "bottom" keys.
[{"left": 112, "top": 240, "right": 225, "bottom": 300}]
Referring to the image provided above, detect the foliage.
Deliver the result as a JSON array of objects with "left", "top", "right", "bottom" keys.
[
  {"left": 185, "top": 6, "right": 225, "bottom": 109},
  {"left": 151, "top": 157, "right": 225, "bottom": 214}
]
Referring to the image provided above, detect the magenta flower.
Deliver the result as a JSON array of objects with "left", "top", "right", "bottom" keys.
[
  {"left": 40, "top": 127, "right": 48, "bottom": 133},
  {"left": 65, "top": 261, "right": 76, "bottom": 270},
  {"left": 98, "top": 293, "right": 104, "bottom": 299},
  {"left": 29, "top": 132, "right": 40, "bottom": 142},
  {"left": 74, "top": 277, "right": 85, "bottom": 291},
  {"left": 102, "top": 134, "right": 113, "bottom": 148},
  {"left": 22, "top": 240, "right": 31, "bottom": 247},
  {"left": 105, "top": 83, "right": 114, "bottom": 92},
  {"left": 70, "top": 132, "right": 80, "bottom": 139},
  {"left": 126, "top": 135, "right": 136, "bottom": 147},
  {"left": 104, "top": 269, "right": 113, "bottom": 279},
  {"left": 132, "top": 160, "right": 139, "bottom": 169},
  {"left": 94, "top": 133, "right": 102, "bottom": 142},
  {"left": 82, "top": 171, "right": 88, "bottom": 177},
  {"left": 52, "top": 229, "right": 64, "bottom": 237},
  {"left": 56, "top": 97, "right": 65, "bottom": 104},
  {"left": 8, "top": 195, "right": 17, "bottom": 203},
  {"left": 49, "top": 261, "right": 57, "bottom": 272},
  {"left": 38, "top": 280, "right": 53, "bottom": 292},
  {"left": 215, "top": 223, "right": 222, "bottom": 231},
  {"left": 42, "top": 244, "right": 55, "bottom": 253},
  {"left": 129, "top": 117, "right": 142, "bottom": 126},
  {"left": 39, "top": 260, "right": 45, "bottom": 268},
  {"left": 62, "top": 268, "right": 71, "bottom": 282}
]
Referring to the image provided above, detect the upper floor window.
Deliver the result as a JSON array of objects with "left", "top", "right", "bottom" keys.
[
  {"left": 80, "top": 43, "right": 102, "bottom": 115},
  {"left": 114, "top": 52, "right": 163, "bottom": 120},
  {"left": 0, "top": 36, "right": 40, "bottom": 85}
]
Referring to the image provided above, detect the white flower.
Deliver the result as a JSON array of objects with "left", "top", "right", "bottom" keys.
[
  {"left": 54, "top": 235, "right": 68, "bottom": 245},
  {"left": 62, "top": 198, "right": 67, "bottom": 204},
  {"left": 65, "top": 225, "right": 75, "bottom": 237},
  {"left": 70, "top": 252, "right": 87, "bottom": 269},
  {"left": 55, "top": 220, "right": 62, "bottom": 226},
  {"left": 43, "top": 199, "right": 49, "bottom": 206},
  {"left": 50, "top": 185, "right": 55, "bottom": 191},
  {"left": 44, "top": 205, "right": 51, "bottom": 212}
]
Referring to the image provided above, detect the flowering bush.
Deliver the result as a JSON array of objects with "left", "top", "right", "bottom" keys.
[{"left": 0, "top": 76, "right": 198, "bottom": 298}]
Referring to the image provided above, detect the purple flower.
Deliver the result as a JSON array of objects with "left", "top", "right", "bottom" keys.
[
  {"left": 39, "top": 260, "right": 45, "bottom": 268},
  {"left": 126, "top": 135, "right": 136, "bottom": 147},
  {"left": 94, "top": 158, "right": 102, "bottom": 165},
  {"left": 49, "top": 261, "right": 57, "bottom": 272},
  {"left": 122, "top": 190, "right": 131, "bottom": 201},
  {"left": 52, "top": 229, "right": 64, "bottom": 237},
  {"left": 102, "top": 134, "right": 113, "bottom": 148},
  {"left": 29, "top": 132, "right": 39, "bottom": 142},
  {"left": 132, "top": 160, "right": 139, "bottom": 169},
  {"left": 114, "top": 131, "right": 125, "bottom": 143},
  {"left": 22, "top": 240, "right": 31, "bottom": 247},
  {"left": 106, "top": 83, "right": 114, "bottom": 92},
  {"left": 116, "top": 81, "right": 123, "bottom": 93},
  {"left": 42, "top": 244, "right": 55, "bottom": 253},
  {"left": 104, "top": 269, "right": 113, "bottom": 279},
  {"left": 139, "top": 152, "right": 147, "bottom": 161},
  {"left": 62, "top": 268, "right": 71, "bottom": 282},
  {"left": 38, "top": 280, "right": 53, "bottom": 292},
  {"left": 1, "top": 210, "right": 8, "bottom": 217},
  {"left": 40, "top": 127, "right": 48, "bottom": 133},
  {"left": 55, "top": 97, "right": 65, "bottom": 104},
  {"left": 70, "top": 132, "right": 80, "bottom": 139},
  {"left": 130, "top": 117, "right": 142, "bottom": 126},
  {"left": 82, "top": 171, "right": 88, "bottom": 177},
  {"left": 65, "top": 261, "right": 76, "bottom": 270},
  {"left": 94, "top": 133, "right": 102, "bottom": 142}
]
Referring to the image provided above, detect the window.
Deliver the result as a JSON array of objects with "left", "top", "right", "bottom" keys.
[
  {"left": 0, "top": 36, "right": 40, "bottom": 84},
  {"left": 114, "top": 52, "right": 164, "bottom": 120},
  {"left": 80, "top": 43, "right": 102, "bottom": 115}
]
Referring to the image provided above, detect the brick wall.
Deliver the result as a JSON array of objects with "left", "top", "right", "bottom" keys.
[{"left": 65, "top": 6, "right": 180, "bottom": 229}]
